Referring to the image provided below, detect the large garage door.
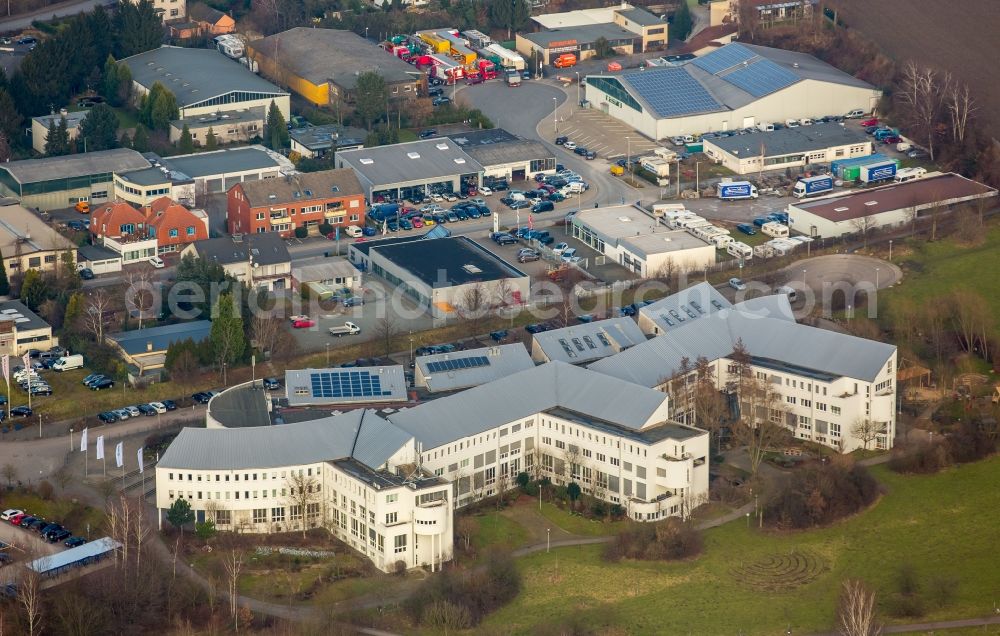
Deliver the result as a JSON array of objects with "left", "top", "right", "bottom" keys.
[
  {"left": 742, "top": 116, "right": 755, "bottom": 128},
  {"left": 512, "top": 169, "right": 526, "bottom": 183}
]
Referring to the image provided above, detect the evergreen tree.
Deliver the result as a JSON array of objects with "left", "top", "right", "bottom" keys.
[
  {"left": 80, "top": 103, "right": 120, "bottom": 151},
  {"left": 120, "top": 130, "right": 131, "bottom": 148},
  {"left": 116, "top": 63, "right": 133, "bottom": 106},
  {"left": 0, "top": 132, "right": 10, "bottom": 163},
  {"left": 63, "top": 292, "right": 84, "bottom": 332},
  {"left": 114, "top": 0, "right": 164, "bottom": 59},
  {"left": 209, "top": 292, "right": 245, "bottom": 366},
  {"left": 150, "top": 86, "right": 178, "bottom": 130},
  {"left": 19, "top": 269, "right": 48, "bottom": 311},
  {"left": 354, "top": 72, "right": 387, "bottom": 131},
  {"left": 45, "top": 116, "right": 72, "bottom": 156},
  {"left": 205, "top": 127, "right": 218, "bottom": 150},
  {"left": 102, "top": 55, "right": 120, "bottom": 104},
  {"left": 0, "top": 248, "right": 9, "bottom": 296},
  {"left": 132, "top": 123, "right": 150, "bottom": 151},
  {"left": 0, "top": 88, "right": 21, "bottom": 144},
  {"left": 264, "top": 101, "right": 289, "bottom": 149},
  {"left": 670, "top": 1, "right": 693, "bottom": 41},
  {"left": 178, "top": 123, "right": 195, "bottom": 153},
  {"left": 166, "top": 498, "right": 194, "bottom": 533}
]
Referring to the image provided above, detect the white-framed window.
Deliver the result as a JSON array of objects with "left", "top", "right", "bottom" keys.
[
  {"left": 386, "top": 512, "right": 398, "bottom": 525},
  {"left": 394, "top": 535, "right": 407, "bottom": 553}
]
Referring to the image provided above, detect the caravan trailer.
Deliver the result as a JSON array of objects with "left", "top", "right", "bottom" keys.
[
  {"left": 727, "top": 241, "right": 753, "bottom": 260},
  {"left": 215, "top": 35, "right": 244, "bottom": 59}
]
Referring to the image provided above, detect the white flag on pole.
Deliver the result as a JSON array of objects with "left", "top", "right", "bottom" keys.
[
  {"left": 137, "top": 447, "right": 144, "bottom": 473},
  {"left": 96, "top": 435, "right": 105, "bottom": 460},
  {"left": 80, "top": 427, "right": 88, "bottom": 452},
  {"left": 1, "top": 354, "right": 8, "bottom": 382},
  {"left": 115, "top": 442, "right": 123, "bottom": 468},
  {"left": 21, "top": 353, "right": 29, "bottom": 372}
]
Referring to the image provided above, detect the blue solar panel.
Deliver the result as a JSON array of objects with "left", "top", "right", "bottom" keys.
[
  {"left": 426, "top": 356, "right": 491, "bottom": 374},
  {"left": 722, "top": 60, "right": 799, "bottom": 97},
  {"left": 624, "top": 67, "right": 722, "bottom": 118},
  {"left": 309, "top": 370, "right": 388, "bottom": 399},
  {"left": 691, "top": 43, "right": 756, "bottom": 75}
]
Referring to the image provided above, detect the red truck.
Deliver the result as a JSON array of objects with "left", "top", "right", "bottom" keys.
[{"left": 476, "top": 59, "right": 496, "bottom": 80}]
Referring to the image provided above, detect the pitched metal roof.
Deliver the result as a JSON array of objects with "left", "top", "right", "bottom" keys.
[
  {"left": 705, "top": 122, "right": 869, "bottom": 158},
  {"left": 592, "top": 297, "right": 895, "bottom": 385},
  {"left": 160, "top": 146, "right": 288, "bottom": 179},
  {"left": 461, "top": 140, "right": 553, "bottom": 168},
  {"left": 336, "top": 139, "right": 483, "bottom": 187},
  {"left": 28, "top": 537, "right": 122, "bottom": 575},
  {"left": 158, "top": 409, "right": 412, "bottom": 470},
  {"left": 191, "top": 232, "right": 290, "bottom": 266},
  {"left": 639, "top": 281, "right": 732, "bottom": 333},
  {"left": 415, "top": 343, "right": 535, "bottom": 393},
  {"left": 387, "top": 361, "right": 671, "bottom": 449},
  {"left": 122, "top": 46, "right": 287, "bottom": 108},
  {"left": 532, "top": 317, "right": 646, "bottom": 365},
  {"left": 0, "top": 148, "right": 149, "bottom": 185},
  {"left": 108, "top": 320, "right": 212, "bottom": 355}
]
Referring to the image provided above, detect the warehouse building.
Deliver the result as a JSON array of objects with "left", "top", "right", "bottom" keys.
[
  {"left": 519, "top": 3, "right": 667, "bottom": 65},
  {"left": 0, "top": 202, "right": 77, "bottom": 274},
  {"left": 335, "top": 139, "right": 483, "bottom": 202},
  {"left": 570, "top": 205, "right": 717, "bottom": 277},
  {"left": 531, "top": 317, "right": 646, "bottom": 365},
  {"left": 0, "top": 300, "right": 58, "bottom": 356},
  {"left": 121, "top": 47, "right": 290, "bottom": 120},
  {"left": 414, "top": 343, "right": 535, "bottom": 393},
  {"left": 787, "top": 173, "right": 998, "bottom": 238},
  {"left": 30, "top": 109, "right": 87, "bottom": 154},
  {"left": 248, "top": 28, "right": 421, "bottom": 106},
  {"left": 448, "top": 129, "right": 556, "bottom": 182},
  {"left": 702, "top": 122, "right": 871, "bottom": 174},
  {"left": 0, "top": 148, "right": 150, "bottom": 211},
  {"left": 584, "top": 42, "right": 880, "bottom": 141},
  {"left": 169, "top": 107, "right": 266, "bottom": 146},
  {"left": 367, "top": 236, "right": 529, "bottom": 317},
  {"left": 290, "top": 124, "right": 367, "bottom": 159}
]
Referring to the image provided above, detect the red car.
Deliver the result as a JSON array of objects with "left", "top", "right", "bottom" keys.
[
  {"left": 881, "top": 135, "right": 902, "bottom": 144},
  {"left": 9, "top": 513, "right": 25, "bottom": 525},
  {"left": 860, "top": 117, "right": 879, "bottom": 128},
  {"left": 292, "top": 319, "right": 315, "bottom": 329},
  {"left": 411, "top": 217, "right": 424, "bottom": 228}
]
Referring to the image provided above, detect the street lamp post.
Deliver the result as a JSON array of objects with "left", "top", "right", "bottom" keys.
[
  {"left": 802, "top": 269, "right": 807, "bottom": 285},
  {"left": 552, "top": 97, "right": 558, "bottom": 133},
  {"left": 695, "top": 161, "right": 701, "bottom": 192},
  {"left": 546, "top": 528, "right": 551, "bottom": 553},
  {"left": 575, "top": 71, "right": 580, "bottom": 106},
  {"left": 326, "top": 343, "right": 330, "bottom": 367},
  {"left": 876, "top": 267, "right": 880, "bottom": 289},
  {"left": 889, "top": 239, "right": 893, "bottom": 261}
]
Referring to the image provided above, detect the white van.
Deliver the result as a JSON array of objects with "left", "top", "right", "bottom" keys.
[
  {"left": 53, "top": 354, "right": 84, "bottom": 371},
  {"left": 344, "top": 225, "right": 363, "bottom": 238},
  {"left": 894, "top": 167, "right": 927, "bottom": 183},
  {"left": 757, "top": 122, "right": 775, "bottom": 132},
  {"left": 774, "top": 285, "right": 797, "bottom": 301},
  {"left": 727, "top": 241, "right": 753, "bottom": 260}
]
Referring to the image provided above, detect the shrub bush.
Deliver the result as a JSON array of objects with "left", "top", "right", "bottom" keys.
[
  {"left": 763, "top": 462, "right": 879, "bottom": 529},
  {"left": 603, "top": 518, "right": 703, "bottom": 562},
  {"left": 889, "top": 421, "right": 996, "bottom": 475},
  {"left": 404, "top": 550, "right": 520, "bottom": 626},
  {"left": 318, "top": 222, "right": 334, "bottom": 236}
]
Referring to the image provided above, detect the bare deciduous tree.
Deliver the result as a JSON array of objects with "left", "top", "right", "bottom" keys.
[
  {"left": 84, "top": 289, "right": 115, "bottom": 342},
  {"left": 850, "top": 418, "right": 881, "bottom": 451},
  {"left": 949, "top": 289, "right": 991, "bottom": 361},
  {"left": 284, "top": 471, "right": 321, "bottom": 538},
  {"left": 371, "top": 314, "right": 400, "bottom": 358},
  {"left": 2, "top": 463, "right": 17, "bottom": 488},
  {"left": 221, "top": 544, "right": 246, "bottom": 628},
  {"left": 18, "top": 554, "right": 42, "bottom": 636},
  {"left": 458, "top": 282, "right": 491, "bottom": 339},
  {"left": 250, "top": 314, "right": 284, "bottom": 359},
  {"left": 123, "top": 265, "right": 157, "bottom": 330},
  {"left": 729, "top": 340, "right": 790, "bottom": 477},
  {"left": 942, "top": 73, "right": 976, "bottom": 145},
  {"left": 899, "top": 62, "right": 942, "bottom": 161},
  {"left": 692, "top": 357, "right": 729, "bottom": 452},
  {"left": 837, "top": 579, "right": 882, "bottom": 636},
  {"left": 850, "top": 215, "right": 878, "bottom": 249}
]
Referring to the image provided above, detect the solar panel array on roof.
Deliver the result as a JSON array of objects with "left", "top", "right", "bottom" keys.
[
  {"left": 626, "top": 67, "right": 722, "bottom": 117},
  {"left": 310, "top": 371, "right": 392, "bottom": 398},
  {"left": 722, "top": 60, "right": 799, "bottom": 97},
  {"left": 426, "top": 355, "right": 490, "bottom": 373},
  {"left": 691, "top": 43, "right": 756, "bottom": 75}
]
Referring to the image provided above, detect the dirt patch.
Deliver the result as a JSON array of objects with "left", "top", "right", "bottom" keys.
[{"left": 829, "top": 0, "right": 1000, "bottom": 138}]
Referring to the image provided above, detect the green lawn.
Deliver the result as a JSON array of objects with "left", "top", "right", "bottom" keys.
[
  {"left": 881, "top": 224, "right": 1000, "bottom": 330},
  {"left": 471, "top": 512, "right": 529, "bottom": 551},
  {"left": 538, "top": 502, "right": 627, "bottom": 537},
  {"left": 398, "top": 129, "right": 418, "bottom": 143},
  {"left": 485, "top": 458, "right": 1000, "bottom": 634}
]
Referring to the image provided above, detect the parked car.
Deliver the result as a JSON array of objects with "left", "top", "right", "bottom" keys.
[
  {"left": 493, "top": 233, "right": 516, "bottom": 246},
  {"left": 123, "top": 406, "right": 141, "bottom": 418},
  {"left": 79, "top": 268, "right": 94, "bottom": 280},
  {"left": 97, "top": 411, "right": 119, "bottom": 424},
  {"left": 10, "top": 406, "right": 32, "bottom": 417},
  {"left": 525, "top": 324, "right": 548, "bottom": 334},
  {"left": 28, "top": 385, "right": 52, "bottom": 396},
  {"left": 418, "top": 129, "right": 438, "bottom": 139},
  {"left": 81, "top": 373, "right": 104, "bottom": 386},
  {"left": 729, "top": 277, "right": 747, "bottom": 291},
  {"left": 292, "top": 319, "right": 315, "bottom": 328},
  {"left": 90, "top": 378, "right": 114, "bottom": 390},
  {"left": 262, "top": 378, "right": 281, "bottom": 390},
  {"left": 136, "top": 404, "right": 157, "bottom": 416},
  {"left": 162, "top": 400, "right": 177, "bottom": 411},
  {"left": 65, "top": 537, "right": 87, "bottom": 548},
  {"left": 113, "top": 409, "right": 130, "bottom": 420},
  {"left": 48, "top": 529, "right": 71, "bottom": 543},
  {"left": 431, "top": 96, "right": 451, "bottom": 106},
  {"left": 149, "top": 255, "right": 165, "bottom": 269},
  {"left": 489, "top": 330, "right": 508, "bottom": 343},
  {"left": 342, "top": 297, "right": 364, "bottom": 307},
  {"left": 0, "top": 510, "right": 23, "bottom": 522},
  {"left": 518, "top": 252, "right": 540, "bottom": 263},
  {"left": 563, "top": 141, "right": 577, "bottom": 150},
  {"left": 531, "top": 200, "right": 554, "bottom": 213},
  {"left": 554, "top": 136, "right": 568, "bottom": 145}
]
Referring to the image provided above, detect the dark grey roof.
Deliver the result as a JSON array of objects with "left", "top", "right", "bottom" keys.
[
  {"left": 446, "top": 128, "right": 519, "bottom": 146},
  {"left": 372, "top": 236, "right": 525, "bottom": 288},
  {"left": 160, "top": 146, "right": 284, "bottom": 179},
  {"left": 705, "top": 122, "right": 869, "bottom": 158},
  {"left": 350, "top": 234, "right": 424, "bottom": 257},
  {"left": 532, "top": 317, "right": 646, "bottom": 365},
  {"left": 109, "top": 320, "right": 212, "bottom": 355},
  {"left": 187, "top": 2, "right": 226, "bottom": 23},
  {"left": 117, "top": 167, "right": 172, "bottom": 187},
  {"left": 388, "top": 361, "right": 672, "bottom": 450},
  {"left": 122, "top": 46, "right": 287, "bottom": 109},
  {"left": 0, "top": 300, "right": 49, "bottom": 332},
  {"left": 523, "top": 23, "right": 641, "bottom": 47},
  {"left": 191, "top": 233, "right": 290, "bottom": 266},
  {"left": 415, "top": 343, "right": 535, "bottom": 393},
  {"left": 236, "top": 169, "right": 363, "bottom": 207},
  {"left": 285, "top": 366, "right": 409, "bottom": 406},
  {"left": 158, "top": 409, "right": 413, "bottom": 471},
  {"left": 639, "top": 281, "right": 733, "bottom": 333},
  {"left": 290, "top": 124, "right": 367, "bottom": 151},
  {"left": 249, "top": 28, "right": 420, "bottom": 90},
  {"left": 337, "top": 139, "right": 483, "bottom": 187},
  {"left": 207, "top": 383, "right": 272, "bottom": 428},
  {"left": 462, "top": 140, "right": 554, "bottom": 168},
  {"left": 32, "top": 111, "right": 88, "bottom": 129},
  {"left": 0, "top": 149, "right": 149, "bottom": 185},
  {"left": 616, "top": 6, "right": 664, "bottom": 26},
  {"left": 77, "top": 243, "right": 121, "bottom": 263},
  {"left": 173, "top": 107, "right": 266, "bottom": 132}
]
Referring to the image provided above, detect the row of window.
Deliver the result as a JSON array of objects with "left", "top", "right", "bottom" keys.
[{"left": 167, "top": 467, "right": 316, "bottom": 482}]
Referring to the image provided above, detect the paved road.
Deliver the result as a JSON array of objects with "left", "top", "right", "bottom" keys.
[{"left": 0, "top": 0, "right": 113, "bottom": 31}]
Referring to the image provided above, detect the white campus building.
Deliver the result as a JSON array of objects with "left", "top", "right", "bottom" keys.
[
  {"left": 590, "top": 283, "right": 898, "bottom": 453},
  {"left": 156, "top": 362, "right": 711, "bottom": 571}
]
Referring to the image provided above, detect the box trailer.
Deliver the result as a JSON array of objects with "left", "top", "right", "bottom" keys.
[
  {"left": 639, "top": 156, "right": 671, "bottom": 178},
  {"left": 860, "top": 161, "right": 898, "bottom": 183},
  {"left": 483, "top": 43, "right": 525, "bottom": 72},
  {"left": 842, "top": 157, "right": 899, "bottom": 182},
  {"left": 717, "top": 181, "right": 758, "bottom": 201},
  {"left": 792, "top": 175, "right": 833, "bottom": 198},
  {"left": 461, "top": 30, "right": 492, "bottom": 50},
  {"left": 831, "top": 153, "right": 889, "bottom": 179}
]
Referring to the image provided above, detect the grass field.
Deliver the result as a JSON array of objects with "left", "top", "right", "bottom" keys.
[
  {"left": 538, "top": 502, "right": 627, "bottom": 537},
  {"left": 471, "top": 512, "right": 529, "bottom": 551},
  {"left": 881, "top": 224, "right": 1000, "bottom": 330},
  {"left": 484, "top": 458, "right": 1000, "bottom": 634}
]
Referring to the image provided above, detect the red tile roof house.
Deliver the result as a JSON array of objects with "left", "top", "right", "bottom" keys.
[
  {"left": 227, "top": 169, "right": 365, "bottom": 238},
  {"left": 90, "top": 198, "right": 210, "bottom": 261}
]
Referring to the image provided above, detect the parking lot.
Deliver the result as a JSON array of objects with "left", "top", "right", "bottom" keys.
[{"left": 555, "top": 108, "right": 661, "bottom": 162}]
